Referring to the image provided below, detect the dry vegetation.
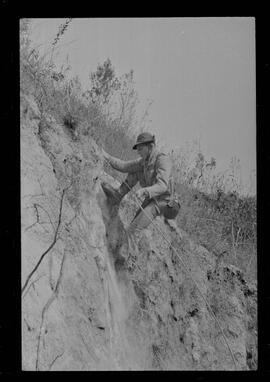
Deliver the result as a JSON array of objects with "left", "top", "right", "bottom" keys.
[{"left": 21, "top": 19, "right": 256, "bottom": 282}]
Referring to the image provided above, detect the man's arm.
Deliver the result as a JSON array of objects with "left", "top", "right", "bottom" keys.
[{"left": 103, "top": 150, "right": 142, "bottom": 173}]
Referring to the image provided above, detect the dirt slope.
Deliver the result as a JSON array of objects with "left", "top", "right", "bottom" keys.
[{"left": 21, "top": 95, "right": 257, "bottom": 370}]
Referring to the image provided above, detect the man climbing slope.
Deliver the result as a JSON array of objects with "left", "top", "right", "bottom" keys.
[{"left": 101, "top": 132, "right": 180, "bottom": 269}]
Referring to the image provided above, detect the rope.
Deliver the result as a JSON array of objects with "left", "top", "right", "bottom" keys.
[{"left": 102, "top": 155, "right": 238, "bottom": 370}]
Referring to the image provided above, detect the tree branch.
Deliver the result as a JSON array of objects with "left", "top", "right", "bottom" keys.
[
  {"left": 33, "top": 203, "right": 56, "bottom": 231},
  {"left": 22, "top": 188, "right": 66, "bottom": 295},
  {"left": 22, "top": 273, "right": 46, "bottom": 300},
  {"left": 48, "top": 351, "right": 65, "bottom": 371},
  {"left": 36, "top": 246, "right": 67, "bottom": 371}
]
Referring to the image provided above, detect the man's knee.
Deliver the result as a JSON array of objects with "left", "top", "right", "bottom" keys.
[{"left": 127, "top": 202, "right": 157, "bottom": 236}]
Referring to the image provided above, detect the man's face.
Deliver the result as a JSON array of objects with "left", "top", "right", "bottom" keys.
[{"left": 137, "top": 144, "right": 149, "bottom": 160}]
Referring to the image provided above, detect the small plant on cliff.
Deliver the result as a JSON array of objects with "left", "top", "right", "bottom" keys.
[{"left": 88, "top": 58, "right": 121, "bottom": 105}]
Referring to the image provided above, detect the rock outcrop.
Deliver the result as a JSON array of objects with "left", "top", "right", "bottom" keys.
[{"left": 21, "top": 95, "right": 257, "bottom": 370}]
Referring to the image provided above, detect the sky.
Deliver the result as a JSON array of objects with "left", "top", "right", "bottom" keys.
[{"left": 28, "top": 17, "right": 256, "bottom": 195}]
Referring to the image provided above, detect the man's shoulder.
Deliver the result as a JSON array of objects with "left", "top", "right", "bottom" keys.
[
  {"left": 153, "top": 150, "right": 172, "bottom": 171},
  {"left": 151, "top": 148, "right": 164, "bottom": 160},
  {"left": 157, "top": 151, "right": 167, "bottom": 158},
  {"left": 155, "top": 150, "right": 170, "bottom": 162}
]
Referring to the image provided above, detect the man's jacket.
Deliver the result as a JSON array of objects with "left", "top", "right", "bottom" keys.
[{"left": 106, "top": 148, "right": 172, "bottom": 203}]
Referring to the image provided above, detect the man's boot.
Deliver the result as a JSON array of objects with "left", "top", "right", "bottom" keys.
[
  {"left": 114, "top": 234, "right": 129, "bottom": 271},
  {"left": 114, "top": 255, "right": 127, "bottom": 271}
]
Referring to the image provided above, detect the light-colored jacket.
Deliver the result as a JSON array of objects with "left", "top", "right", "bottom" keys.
[{"left": 106, "top": 148, "right": 172, "bottom": 202}]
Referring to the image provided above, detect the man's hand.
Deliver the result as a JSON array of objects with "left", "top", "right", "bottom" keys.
[{"left": 135, "top": 188, "right": 149, "bottom": 201}]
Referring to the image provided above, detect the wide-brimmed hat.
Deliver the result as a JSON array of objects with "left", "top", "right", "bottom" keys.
[{"left": 133, "top": 132, "right": 155, "bottom": 150}]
